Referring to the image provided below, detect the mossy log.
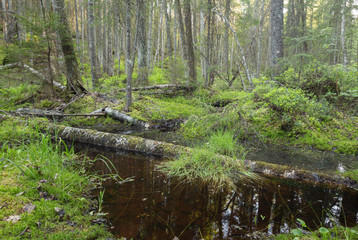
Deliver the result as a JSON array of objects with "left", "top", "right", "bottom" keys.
[
  {"left": 13, "top": 108, "right": 105, "bottom": 117},
  {"left": 45, "top": 124, "right": 358, "bottom": 190},
  {"left": 46, "top": 123, "right": 189, "bottom": 157}
]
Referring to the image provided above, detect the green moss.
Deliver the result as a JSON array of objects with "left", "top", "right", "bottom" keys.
[{"left": 343, "top": 170, "right": 358, "bottom": 182}]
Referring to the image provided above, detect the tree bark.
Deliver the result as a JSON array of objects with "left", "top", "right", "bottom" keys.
[
  {"left": 223, "top": 0, "right": 230, "bottom": 81},
  {"left": 183, "top": 0, "right": 197, "bottom": 84},
  {"left": 174, "top": 0, "right": 188, "bottom": 63},
  {"left": 256, "top": 0, "right": 266, "bottom": 77},
  {"left": 163, "top": 0, "right": 173, "bottom": 58},
  {"left": 124, "top": 0, "right": 133, "bottom": 112},
  {"left": 270, "top": 0, "right": 284, "bottom": 71},
  {"left": 51, "top": 0, "right": 86, "bottom": 94},
  {"left": 88, "top": 0, "right": 98, "bottom": 89},
  {"left": 137, "top": 0, "right": 148, "bottom": 86},
  {"left": 341, "top": 0, "right": 347, "bottom": 68},
  {"left": 147, "top": 0, "right": 154, "bottom": 68}
]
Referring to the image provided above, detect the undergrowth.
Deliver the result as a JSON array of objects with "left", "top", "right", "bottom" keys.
[{"left": 0, "top": 119, "right": 119, "bottom": 239}]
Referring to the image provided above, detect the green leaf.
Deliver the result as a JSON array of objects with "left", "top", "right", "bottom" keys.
[
  {"left": 319, "top": 227, "right": 329, "bottom": 235},
  {"left": 291, "top": 228, "right": 303, "bottom": 237},
  {"left": 297, "top": 218, "right": 307, "bottom": 228}
]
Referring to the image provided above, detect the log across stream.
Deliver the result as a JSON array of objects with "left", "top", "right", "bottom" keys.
[{"left": 46, "top": 123, "right": 358, "bottom": 190}]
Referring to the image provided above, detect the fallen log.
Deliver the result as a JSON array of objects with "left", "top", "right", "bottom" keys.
[
  {"left": 9, "top": 108, "right": 105, "bottom": 117},
  {"left": 115, "top": 84, "right": 193, "bottom": 93},
  {"left": 92, "top": 107, "right": 149, "bottom": 129},
  {"left": 44, "top": 123, "right": 358, "bottom": 190},
  {"left": 0, "top": 63, "right": 66, "bottom": 90}
]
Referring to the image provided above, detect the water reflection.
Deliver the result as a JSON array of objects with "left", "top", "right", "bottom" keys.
[{"left": 78, "top": 144, "right": 358, "bottom": 240}]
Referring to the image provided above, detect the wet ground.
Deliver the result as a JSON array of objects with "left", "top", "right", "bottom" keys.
[{"left": 76, "top": 143, "right": 358, "bottom": 240}]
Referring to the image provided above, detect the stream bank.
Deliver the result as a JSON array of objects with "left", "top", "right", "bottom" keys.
[{"left": 44, "top": 122, "right": 358, "bottom": 191}]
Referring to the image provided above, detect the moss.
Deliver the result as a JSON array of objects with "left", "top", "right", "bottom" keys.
[{"left": 343, "top": 170, "right": 358, "bottom": 182}]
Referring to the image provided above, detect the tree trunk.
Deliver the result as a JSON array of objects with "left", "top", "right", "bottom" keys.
[
  {"left": 270, "top": 0, "right": 284, "bottom": 71},
  {"left": 124, "top": 0, "right": 133, "bottom": 112},
  {"left": 200, "top": 0, "right": 206, "bottom": 79},
  {"left": 137, "top": 0, "right": 148, "bottom": 86},
  {"left": 183, "top": 0, "right": 197, "bottom": 84},
  {"left": 256, "top": 0, "right": 266, "bottom": 77},
  {"left": 163, "top": 0, "right": 173, "bottom": 58},
  {"left": 205, "top": 0, "right": 212, "bottom": 87},
  {"left": 51, "top": 0, "right": 86, "bottom": 94},
  {"left": 174, "top": 0, "right": 188, "bottom": 63},
  {"left": 341, "top": 0, "right": 347, "bottom": 68},
  {"left": 147, "top": 0, "right": 154, "bottom": 68},
  {"left": 223, "top": 0, "right": 230, "bottom": 81},
  {"left": 88, "top": 0, "right": 98, "bottom": 89}
]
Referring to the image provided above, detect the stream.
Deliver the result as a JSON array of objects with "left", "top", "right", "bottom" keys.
[{"left": 75, "top": 142, "right": 358, "bottom": 240}]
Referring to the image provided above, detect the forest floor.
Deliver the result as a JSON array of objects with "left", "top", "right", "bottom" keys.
[{"left": 0, "top": 61, "right": 358, "bottom": 239}]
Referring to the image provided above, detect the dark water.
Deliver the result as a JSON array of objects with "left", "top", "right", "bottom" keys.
[{"left": 76, "top": 143, "right": 358, "bottom": 240}]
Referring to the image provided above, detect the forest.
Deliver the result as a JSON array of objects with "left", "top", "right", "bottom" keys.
[{"left": 0, "top": 0, "right": 358, "bottom": 239}]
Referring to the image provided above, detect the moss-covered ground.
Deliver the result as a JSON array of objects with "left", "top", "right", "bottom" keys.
[{"left": 1, "top": 56, "right": 358, "bottom": 238}]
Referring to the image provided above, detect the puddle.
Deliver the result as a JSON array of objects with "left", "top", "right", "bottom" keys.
[{"left": 76, "top": 143, "right": 358, "bottom": 240}]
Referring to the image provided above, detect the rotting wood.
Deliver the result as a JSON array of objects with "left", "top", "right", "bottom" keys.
[
  {"left": 43, "top": 123, "right": 358, "bottom": 190},
  {"left": 0, "top": 63, "right": 66, "bottom": 90},
  {"left": 92, "top": 107, "right": 149, "bottom": 129},
  {"left": 116, "top": 84, "right": 193, "bottom": 92}
]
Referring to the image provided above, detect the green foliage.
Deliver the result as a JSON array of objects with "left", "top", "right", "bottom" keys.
[
  {"left": 0, "top": 84, "right": 39, "bottom": 110},
  {"left": 275, "top": 61, "right": 358, "bottom": 114},
  {"left": 343, "top": 170, "right": 358, "bottom": 182},
  {"left": 149, "top": 66, "right": 170, "bottom": 85},
  {"left": 0, "top": 124, "right": 115, "bottom": 239}
]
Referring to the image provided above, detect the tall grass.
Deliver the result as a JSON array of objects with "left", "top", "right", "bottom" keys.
[
  {"left": 1, "top": 133, "right": 88, "bottom": 202},
  {"left": 160, "top": 130, "right": 253, "bottom": 188}
]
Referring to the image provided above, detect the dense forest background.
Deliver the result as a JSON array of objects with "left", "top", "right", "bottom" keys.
[{"left": 1, "top": 0, "right": 357, "bottom": 92}]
